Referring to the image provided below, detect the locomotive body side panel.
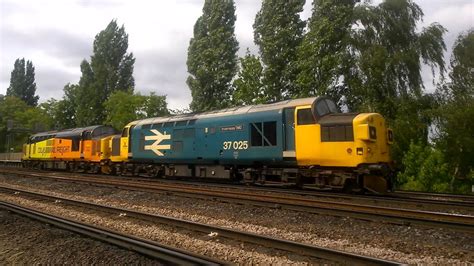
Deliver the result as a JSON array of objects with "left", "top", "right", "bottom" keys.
[
  {"left": 130, "top": 110, "right": 288, "bottom": 166},
  {"left": 28, "top": 139, "right": 54, "bottom": 160}
]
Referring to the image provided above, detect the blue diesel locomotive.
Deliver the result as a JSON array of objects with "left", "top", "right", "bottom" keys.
[{"left": 113, "top": 96, "right": 394, "bottom": 193}]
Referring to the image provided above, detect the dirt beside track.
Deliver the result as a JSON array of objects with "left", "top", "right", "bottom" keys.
[
  {"left": 0, "top": 209, "right": 160, "bottom": 264},
  {"left": 0, "top": 173, "right": 473, "bottom": 264}
]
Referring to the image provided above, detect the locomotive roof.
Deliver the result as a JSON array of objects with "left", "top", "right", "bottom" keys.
[
  {"left": 54, "top": 125, "right": 105, "bottom": 138},
  {"left": 30, "top": 125, "right": 107, "bottom": 139},
  {"left": 132, "top": 97, "right": 320, "bottom": 126},
  {"left": 29, "top": 130, "right": 58, "bottom": 138}
]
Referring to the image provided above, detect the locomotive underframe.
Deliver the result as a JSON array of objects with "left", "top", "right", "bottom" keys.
[{"left": 22, "top": 158, "right": 392, "bottom": 194}]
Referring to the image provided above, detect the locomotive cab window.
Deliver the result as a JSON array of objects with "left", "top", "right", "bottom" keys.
[{"left": 311, "top": 98, "right": 340, "bottom": 121}]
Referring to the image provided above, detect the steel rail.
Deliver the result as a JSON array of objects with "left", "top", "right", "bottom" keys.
[
  {"left": 111, "top": 175, "right": 474, "bottom": 212},
  {"left": 2, "top": 169, "right": 474, "bottom": 232},
  {"left": 0, "top": 200, "right": 223, "bottom": 266},
  {"left": 0, "top": 185, "right": 402, "bottom": 265},
  {"left": 2, "top": 167, "right": 472, "bottom": 210},
  {"left": 394, "top": 190, "right": 474, "bottom": 203}
]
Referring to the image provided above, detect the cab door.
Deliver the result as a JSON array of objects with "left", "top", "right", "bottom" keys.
[
  {"left": 120, "top": 125, "right": 135, "bottom": 159},
  {"left": 294, "top": 105, "right": 319, "bottom": 166},
  {"left": 283, "top": 108, "right": 295, "bottom": 152}
]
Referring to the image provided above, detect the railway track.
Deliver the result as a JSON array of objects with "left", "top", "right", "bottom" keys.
[
  {"left": 2, "top": 167, "right": 473, "bottom": 212},
  {"left": 1, "top": 168, "right": 474, "bottom": 233},
  {"left": 0, "top": 185, "right": 401, "bottom": 265},
  {"left": 0, "top": 200, "right": 223, "bottom": 265},
  {"left": 393, "top": 190, "right": 474, "bottom": 203},
  {"left": 125, "top": 177, "right": 474, "bottom": 213}
]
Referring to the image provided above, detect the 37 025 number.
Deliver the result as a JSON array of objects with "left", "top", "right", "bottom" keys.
[{"left": 222, "top": 141, "right": 248, "bottom": 150}]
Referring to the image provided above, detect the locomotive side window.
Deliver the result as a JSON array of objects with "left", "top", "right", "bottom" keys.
[
  {"left": 121, "top": 128, "right": 129, "bottom": 137},
  {"left": 250, "top": 121, "right": 277, "bottom": 147},
  {"left": 71, "top": 137, "right": 80, "bottom": 151},
  {"left": 297, "top": 108, "right": 315, "bottom": 125},
  {"left": 263, "top": 122, "right": 277, "bottom": 146},
  {"left": 251, "top": 123, "right": 263, "bottom": 146}
]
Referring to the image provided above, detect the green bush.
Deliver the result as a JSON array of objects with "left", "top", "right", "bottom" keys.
[{"left": 398, "top": 141, "right": 455, "bottom": 193}]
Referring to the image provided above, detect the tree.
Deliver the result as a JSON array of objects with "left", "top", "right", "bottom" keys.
[
  {"left": 104, "top": 90, "right": 144, "bottom": 130},
  {"left": 6, "top": 58, "right": 39, "bottom": 106},
  {"left": 390, "top": 95, "right": 434, "bottom": 165},
  {"left": 434, "top": 29, "right": 474, "bottom": 182},
  {"left": 347, "top": 0, "right": 446, "bottom": 118},
  {"left": 75, "top": 60, "right": 97, "bottom": 126},
  {"left": 253, "top": 0, "right": 306, "bottom": 102},
  {"left": 232, "top": 50, "right": 265, "bottom": 105},
  {"left": 398, "top": 142, "right": 451, "bottom": 193},
  {"left": 75, "top": 20, "right": 135, "bottom": 125},
  {"left": 142, "top": 92, "right": 169, "bottom": 118},
  {"left": 57, "top": 83, "right": 80, "bottom": 129},
  {"left": 0, "top": 96, "right": 52, "bottom": 152},
  {"left": 296, "top": 0, "right": 356, "bottom": 102},
  {"left": 187, "top": 0, "right": 239, "bottom": 112},
  {"left": 39, "top": 92, "right": 77, "bottom": 130},
  {"left": 104, "top": 90, "right": 169, "bottom": 130}
]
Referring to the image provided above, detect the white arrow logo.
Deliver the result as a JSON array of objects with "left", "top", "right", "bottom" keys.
[{"left": 144, "top": 129, "right": 171, "bottom": 156}]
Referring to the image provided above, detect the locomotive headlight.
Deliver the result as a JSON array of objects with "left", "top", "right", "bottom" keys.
[
  {"left": 369, "top": 126, "right": 377, "bottom": 140},
  {"left": 356, "top": 124, "right": 375, "bottom": 142},
  {"left": 387, "top": 129, "right": 394, "bottom": 144}
]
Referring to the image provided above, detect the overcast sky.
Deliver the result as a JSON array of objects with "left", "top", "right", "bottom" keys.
[{"left": 0, "top": 0, "right": 472, "bottom": 109}]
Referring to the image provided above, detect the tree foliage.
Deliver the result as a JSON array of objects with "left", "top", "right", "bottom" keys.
[
  {"left": 6, "top": 58, "right": 39, "bottom": 106},
  {"left": 296, "top": 0, "right": 356, "bottom": 101},
  {"left": 0, "top": 96, "right": 52, "bottom": 152},
  {"left": 232, "top": 50, "right": 265, "bottom": 105},
  {"left": 187, "top": 0, "right": 239, "bottom": 112},
  {"left": 75, "top": 60, "right": 97, "bottom": 126},
  {"left": 398, "top": 142, "right": 452, "bottom": 192},
  {"left": 433, "top": 29, "right": 474, "bottom": 180},
  {"left": 142, "top": 92, "right": 169, "bottom": 118},
  {"left": 104, "top": 90, "right": 169, "bottom": 130},
  {"left": 39, "top": 87, "right": 78, "bottom": 130},
  {"left": 74, "top": 20, "right": 135, "bottom": 126},
  {"left": 346, "top": 0, "right": 446, "bottom": 118},
  {"left": 253, "top": 0, "right": 306, "bottom": 102}
]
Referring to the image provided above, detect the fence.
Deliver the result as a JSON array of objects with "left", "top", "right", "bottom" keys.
[{"left": 0, "top": 152, "right": 23, "bottom": 162}]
